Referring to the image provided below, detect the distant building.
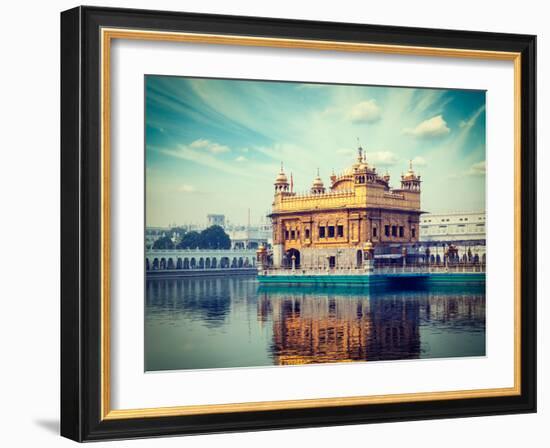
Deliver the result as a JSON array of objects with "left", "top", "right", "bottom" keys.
[
  {"left": 145, "top": 226, "right": 170, "bottom": 250},
  {"left": 145, "top": 226, "right": 184, "bottom": 249},
  {"left": 207, "top": 214, "right": 226, "bottom": 228},
  {"left": 146, "top": 215, "right": 272, "bottom": 250},
  {"left": 226, "top": 225, "right": 271, "bottom": 250},
  {"left": 419, "top": 211, "right": 486, "bottom": 242}
]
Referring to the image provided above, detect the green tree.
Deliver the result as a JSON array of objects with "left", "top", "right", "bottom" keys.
[
  {"left": 169, "top": 226, "right": 187, "bottom": 243},
  {"left": 177, "top": 231, "right": 201, "bottom": 249},
  {"left": 152, "top": 235, "right": 174, "bottom": 250},
  {"left": 198, "top": 225, "right": 231, "bottom": 249}
]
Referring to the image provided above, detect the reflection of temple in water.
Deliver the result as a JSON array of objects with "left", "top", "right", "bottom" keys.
[
  {"left": 258, "top": 287, "right": 485, "bottom": 365},
  {"left": 258, "top": 289, "right": 421, "bottom": 365},
  {"left": 145, "top": 275, "right": 485, "bottom": 370}
]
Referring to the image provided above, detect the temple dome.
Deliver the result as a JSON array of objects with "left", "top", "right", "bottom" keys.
[
  {"left": 402, "top": 160, "right": 418, "bottom": 180},
  {"left": 310, "top": 169, "right": 326, "bottom": 193},
  {"left": 312, "top": 175, "right": 324, "bottom": 188},
  {"left": 274, "top": 163, "right": 288, "bottom": 184},
  {"left": 275, "top": 171, "right": 288, "bottom": 183}
]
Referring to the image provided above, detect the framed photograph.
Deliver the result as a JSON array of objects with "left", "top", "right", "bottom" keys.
[{"left": 60, "top": 6, "right": 536, "bottom": 442}]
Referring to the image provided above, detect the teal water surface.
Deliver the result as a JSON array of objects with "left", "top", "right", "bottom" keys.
[{"left": 145, "top": 274, "right": 485, "bottom": 371}]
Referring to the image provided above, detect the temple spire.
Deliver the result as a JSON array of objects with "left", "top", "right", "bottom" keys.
[
  {"left": 356, "top": 137, "right": 366, "bottom": 163},
  {"left": 274, "top": 161, "right": 289, "bottom": 193}
]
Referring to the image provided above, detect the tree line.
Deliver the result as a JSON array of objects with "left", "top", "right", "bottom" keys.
[{"left": 152, "top": 225, "right": 231, "bottom": 250}]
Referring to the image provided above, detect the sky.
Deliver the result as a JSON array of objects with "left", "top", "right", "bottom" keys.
[{"left": 145, "top": 75, "right": 486, "bottom": 227}]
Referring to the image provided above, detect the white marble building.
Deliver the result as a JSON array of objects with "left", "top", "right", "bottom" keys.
[{"left": 420, "top": 211, "right": 486, "bottom": 242}]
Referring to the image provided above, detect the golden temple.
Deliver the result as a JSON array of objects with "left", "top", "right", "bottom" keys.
[{"left": 266, "top": 145, "right": 422, "bottom": 270}]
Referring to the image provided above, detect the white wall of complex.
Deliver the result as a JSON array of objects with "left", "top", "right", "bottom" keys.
[
  {"left": 420, "top": 211, "right": 486, "bottom": 242},
  {"left": 0, "top": 1, "right": 546, "bottom": 448}
]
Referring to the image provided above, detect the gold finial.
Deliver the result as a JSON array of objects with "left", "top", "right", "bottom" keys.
[
  {"left": 280, "top": 161, "right": 284, "bottom": 172},
  {"left": 409, "top": 159, "right": 413, "bottom": 171},
  {"left": 316, "top": 167, "right": 320, "bottom": 177}
]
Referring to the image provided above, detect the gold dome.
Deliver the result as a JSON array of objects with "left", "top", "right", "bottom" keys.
[
  {"left": 364, "top": 240, "right": 374, "bottom": 251},
  {"left": 312, "top": 169, "right": 324, "bottom": 188},
  {"left": 274, "top": 163, "right": 288, "bottom": 184},
  {"left": 275, "top": 172, "right": 288, "bottom": 183},
  {"left": 402, "top": 160, "right": 417, "bottom": 180}
]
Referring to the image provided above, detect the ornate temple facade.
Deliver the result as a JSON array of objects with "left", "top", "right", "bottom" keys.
[{"left": 267, "top": 146, "right": 423, "bottom": 270}]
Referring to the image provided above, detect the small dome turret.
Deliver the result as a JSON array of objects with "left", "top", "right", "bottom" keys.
[
  {"left": 402, "top": 160, "right": 418, "bottom": 181},
  {"left": 274, "top": 162, "right": 289, "bottom": 193},
  {"left": 310, "top": 168, "right": 326, "bottom": 194},
  {"left": 352, "top": 145, "right": 364, "bottom": 171},
  {"left": 400, "top": 160, "right": 421, "bottom": 191},
  {"left": 275, "top": 169, "right": 288, "bottom": 184}
]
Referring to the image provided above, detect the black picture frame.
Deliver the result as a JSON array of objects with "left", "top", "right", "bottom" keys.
[{"left": 61, "top": 5, "right": 536, "bottom": 442}]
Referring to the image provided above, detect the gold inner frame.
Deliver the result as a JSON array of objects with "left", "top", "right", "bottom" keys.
[{"left": 100, "top": 27, "right": 522, "bottom": 421}]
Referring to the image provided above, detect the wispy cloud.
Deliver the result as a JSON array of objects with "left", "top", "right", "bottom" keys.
[
  {"left": 178, "top": 184, "right": 197, "bottom": 193},
  {"left": 189, "top": 139, "right": 231, "bottom": 154},
  {"left": 459, "top": 105, "right": 485, "bottom": 130},
  {"left": 336, "top": 148, "right": 355, "bottom": 157},
  {"left": 235, "top": 155, "right": 247, "bottom": 162},
  {"left": 334, "top": 148, "right": 400, "bottom": 167},
  {"left": 412, "top": 156, "right": 427, "bottom": 167},
  {"left": 466, "top": 160, "right": 486, "bottom": 176},
  {"left": 349, "top": 100, "right": 381, "bottom": 124},
  {"left": 404, "top": 115, "right": 450, "bottom": 138},
  {"left": 449, "top": 160, "right": 486, "bottom": 179},
  {"left": 411, "top": 90, "right": 452, "bottom": 115},
  {"left": 368, "top": 151, "right": 399, "bottom": 166},
  {"left": 157, "top": 143, "right": 254, "bottom": 178}
]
